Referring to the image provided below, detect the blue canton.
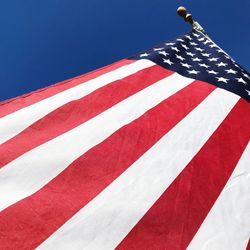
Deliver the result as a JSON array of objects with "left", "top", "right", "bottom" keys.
[{"left": 130, "top": 30, "right": 250, "bottom": 102}]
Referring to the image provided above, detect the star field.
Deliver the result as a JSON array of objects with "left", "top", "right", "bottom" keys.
[{"left": 131, "top": 30, "right": 250, "bottom": 102}]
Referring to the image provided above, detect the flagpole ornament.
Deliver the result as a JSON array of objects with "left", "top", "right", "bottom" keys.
[{"left": 177, "top": 6, "right": 210, "bottom": 40}]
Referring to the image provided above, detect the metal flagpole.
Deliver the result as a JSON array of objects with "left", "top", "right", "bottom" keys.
[
  {"left": 177, "top": 6, "right": 212, "bottom": 41},
  {"left": 177, "top": 6, "right": 234, "bottom": 60}
]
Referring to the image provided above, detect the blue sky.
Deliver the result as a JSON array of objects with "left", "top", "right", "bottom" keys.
[{"left": 0, "top": 0, "right": 249, "bottom": 101}]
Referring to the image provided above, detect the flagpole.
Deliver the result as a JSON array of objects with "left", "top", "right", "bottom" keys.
[
  {"left": 177, "top": 6, "right": 235, "bottom": 60},
  {"left": 177, "top": 6, "right": 211, "bottom": 40}
]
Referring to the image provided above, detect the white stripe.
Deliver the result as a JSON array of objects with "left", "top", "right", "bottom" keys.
[
  {"left": 0, "top": 60, "right": 155, "bottom": 144},
  {"left": 0, "top": 72, "right": 193, "bottom": 212},
  {"left": 187, "top": 142, "right": 250, "bottom": 250},
  {"left": 38, "top": 89, "right": 240, "bottom": 250}
]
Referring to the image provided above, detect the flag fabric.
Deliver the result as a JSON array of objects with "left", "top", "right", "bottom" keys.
[{"left": 0, "top": 29, "right": 249, "bottom": 250}]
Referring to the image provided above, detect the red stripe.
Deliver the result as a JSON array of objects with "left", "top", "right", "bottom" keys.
[
  {"left": 117, "top": 98, "right": 250, "bottom": 250},
  {"left": 0, "top": 81, "right": 215, "bottom": 249},
  {"left": 0, "top": 59, "right": 133, "bottom": 118},
  {"left": 247, "top": 239, "right": 250, "bottom": 250},
  {"left": 0, "top": 65, "right": 173, "bottom": 167}
]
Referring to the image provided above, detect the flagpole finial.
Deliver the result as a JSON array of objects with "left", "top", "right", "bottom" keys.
[
  {"left": 177, "top": 6, "right": 210, "bottom": 40},
  {"left": 177, "top": 6, "right": 187, "bottom": 18},
  {"left": 177, "top": 6, "right": 194, "bottom": 25}
]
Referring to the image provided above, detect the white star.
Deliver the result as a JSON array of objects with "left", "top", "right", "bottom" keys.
[
  {"left": 201, "top": 53, "right": 211, "bottom": 57},
  {"left": 225, "top": 69, "right": 237, "bottom": 74},
  {"left": 193, "top": 33, "right": 200, "bottom": 38},
  {"left": 236, "top": 77, "right": 247, "bottom": 85},
  {"left": 181, "top": 43, "right": 189, "bottom": 50},
  {"left": 175, "top": 54, "right": 185, "bottom": 61},
  {"left": 224, "top": 55, "right": 230, "bottom": 59},
  {"left": 195, "top": 47, "right": 204, "bottom": 52},
  {"left": 140, "top": 53, "right": 150, "bottom": 57},
  {"left": 190, "top": 42, "right": 198, "bottom": 46},
  {"left": 234, "top": 64, "right": 242, "bottom": 69},
  {"left": 209, "top": 44, "right": 217, "bottom": 48},
  {"left": 243, "top": 73, "right": 250, "bottom": 80},
  {"left": 165, "top": 42, "right": 175, "bottom": 46},
  {"left": 217, "top": 49, "right": 224, "bottom": 53},
  {"left": 163, "top": 58, "right": 174, "bottom": 65},
  {"left": 207, "top": 70, "right": 218, "bottom": 75},
  {"left": 217, "top": 62, "right": 228, "bottom": 67},
  {"left": 181, "top": 62, "right": 192, "bottom": 69},
  {"left": 153, "top": 47, "right": 164, "bottom": 51},
  {"left": 177, "top": 38, "right": 185, "bottom": 42},
  {"left": 158, "top": 51, "right": 168, "bottom": 57},
  {"left": 188, "top": 69, "right": 200, "bottom": 75},
  {"left": 199, "top": 63, "right": 210, "bottom": 68},
  {"left": 216, "top": 77, "right": 229, "bottom": 83},
  {"left": 171, "top": 46, "right": 180, "bottom": 52},
  {"left": 186, "top": 51, "right": 195, "bottom": 57},
  {"left": 209, "top": 57, "right": 219, "bottom": 62},
  {"left": 203, "top": 40, "right": 210, "bottom": 45},
  {"left": 185, "top": 35, "right": 192, "bottom": 40},
  {"left": 192, "top": 57, "right": 202, "bottom": 62},
  {"left": 245, "top": 89, "right": 250, "bottom": 95},
  {"left": 198, "top": 37, "right": 205, "bottom": 41}
]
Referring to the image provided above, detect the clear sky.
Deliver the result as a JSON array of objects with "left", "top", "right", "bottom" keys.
[{"left": 0, "top": 0, "right": 249, "bottom": 101}]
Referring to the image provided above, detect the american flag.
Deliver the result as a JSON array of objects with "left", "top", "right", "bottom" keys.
[{"left": 0, "top": 29, "right": 249, "bottom": 249}]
